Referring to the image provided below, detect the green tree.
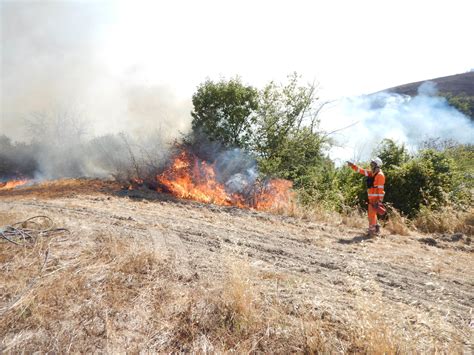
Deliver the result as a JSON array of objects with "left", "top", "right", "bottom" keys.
[
  {"left": 254, "top": 73, "right": 324, "bottom": 161},
  {"left": 191, "top": 77, "right": 259, "bottom": 148},
  {"left": 254, "top": 73, "right": 328, "bottom": 176},
  {"left": 251, "top": 73, "right": 333, "bottom": 206}
]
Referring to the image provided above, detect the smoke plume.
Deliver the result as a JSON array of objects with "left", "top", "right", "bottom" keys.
[
  {"left": 321, "top": 81, "right": 474, "bottom": 164},
  {"left": 1, "top": 1, "right": 191, "bottom": 179}
]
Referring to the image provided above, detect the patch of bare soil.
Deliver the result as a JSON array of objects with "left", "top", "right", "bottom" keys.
[
  {"left": 418, "top": 233, "right": 472, "bottom": 252},
  {"left": 0, "top": 179, "right": 472, "bottom": 352}
]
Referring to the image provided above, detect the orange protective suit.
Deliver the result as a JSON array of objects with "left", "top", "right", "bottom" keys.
[{"left": 350, "top": 164, "right": 385, "bottom": 229}]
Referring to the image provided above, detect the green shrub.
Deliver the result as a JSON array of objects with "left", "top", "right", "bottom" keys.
[{"left": 337, "top": 140, "right": 469, "bottom": 219}]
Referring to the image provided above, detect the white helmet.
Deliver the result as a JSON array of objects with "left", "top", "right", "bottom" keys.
[{"left": 371, "top": 157, "right": 383, "bottom": 167}]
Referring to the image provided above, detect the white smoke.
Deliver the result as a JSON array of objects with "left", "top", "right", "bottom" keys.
[
  {"left": 0, "top": 1, "right": 191, "bottom": 179},
  {"left": 321, "top": 82, "right": 474, "bottom": 164}
]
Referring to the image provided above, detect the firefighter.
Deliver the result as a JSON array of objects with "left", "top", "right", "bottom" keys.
[{"left": 347, "top": 157, "right": 385, "bottom": 236}]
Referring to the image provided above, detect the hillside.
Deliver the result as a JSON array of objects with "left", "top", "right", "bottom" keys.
[
  {"left": 383, "top": 71, "right": 474, "bottom": 97},
  {"left": 1, "top": 180, "right": 472, "bottom": 352}
]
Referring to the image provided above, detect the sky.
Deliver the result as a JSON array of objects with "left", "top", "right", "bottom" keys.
[
  {"left": 1, "top": 0, "right": 473, "bottom": 143},
  {"left": 104, "top": 0, "right": 474, "bottom": 98}
]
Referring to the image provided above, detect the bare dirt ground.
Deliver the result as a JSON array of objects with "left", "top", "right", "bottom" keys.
[{"left": 1, "top": 179, "right": 473, "bottom": 352}]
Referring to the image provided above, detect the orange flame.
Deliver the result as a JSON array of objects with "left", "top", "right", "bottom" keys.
[
  {"left": 253, "top": 179, "right": 294, "bottom": 211},
  {"left": 0, "top": 179, "right": 29, "bottom": 190},
  {"left": 157, "top": 151, "right": 240, "bottom": 206},
  {"left": 156, "top": 151, "right": 294, "bottom": 211},
  {"left": 128, "top": 177, "right": 144, "bottom": 190}
]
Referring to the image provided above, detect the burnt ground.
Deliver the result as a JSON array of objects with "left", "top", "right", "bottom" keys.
[{"left": 0, "top": 179, "right": 473, "bottom": 351}]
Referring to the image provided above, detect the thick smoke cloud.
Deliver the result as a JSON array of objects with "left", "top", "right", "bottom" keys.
[
  {"left": 1, "top": 1, "right": 191, "bottom": 179},
  {"left": 321, "top": 82, "right": 474, "bottom": 164}
]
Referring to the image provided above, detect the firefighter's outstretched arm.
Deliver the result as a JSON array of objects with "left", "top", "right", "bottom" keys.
[{"left": 346, "top": 161, "right": 370, "bottom": 176}]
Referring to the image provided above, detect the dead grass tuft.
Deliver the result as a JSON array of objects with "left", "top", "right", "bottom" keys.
[
  {"left": 164, "top": 262, "right": 271, "bottom": 351},
  {"left": 350, "top": 301, "right": 404, "bottom": 354},
  {"left": 340, "top": 207, "right": 367, "bottom": 229},
  {"left": 413, "top": 207, "right": 474, "bottom": 236},
  {"left": 384, "top": 207, "right": 411, "bottom": 236},
  {"left": 280, "top": 202, "right": 350, "bottom": 226}
]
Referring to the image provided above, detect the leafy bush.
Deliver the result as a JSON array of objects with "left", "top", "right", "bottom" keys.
[
  {"left": 374, "top": 140, "right": 467, "bottom": 217},
  {"left": 191, "top": 77, "right": 259, "bottom": 149}
]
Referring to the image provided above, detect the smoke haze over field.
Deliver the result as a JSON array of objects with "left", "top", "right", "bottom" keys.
[
  {"left": 1, "top": 1, "right": 473, "bottom": 179},
  {"left": 0, "top": 1, "right": 191, "bottom": 141},
  {"left": 1, "top": 1, "right": 191, "bottom": 179},
  {"left": 321, "top": 82, "right": 474, "bottom": 164}
]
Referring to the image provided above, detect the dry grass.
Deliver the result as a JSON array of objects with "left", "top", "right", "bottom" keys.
[
  {"left": 384, "top": 207, "right": 411, "bottom": 236},
  {"left": 1, "top": 222, "right": 448, "bottom": 353},
  {"left": 161, "top": 262, "right": 414, "bottom": 353},
  {"left": 413, "top": 207, "right": 474, "bottom": 236},
  {"left": 282, "top": 198, "right": 474, "bottom": 238},
  {"left": 276, "top": 202, "right": 368, "bottom": 229},
  {"left": 0, "top": 223, "right": 171, "bottom": 352},
  {"left": 339, "top": 207, "right": 367, "bottom": 229},
  {"left": 0, "top": 200, "right": 469, "bottom": 353}
]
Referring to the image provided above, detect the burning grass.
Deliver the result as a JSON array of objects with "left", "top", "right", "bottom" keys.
[
  {"left": 0, "top": 179, "right": 29, "bottom": 190},
  {"left": 154, "top": 150, "right": 295, "bottom": 212},
  {"left": 0, "top": 178, "right": 121, "bottom": 200}
]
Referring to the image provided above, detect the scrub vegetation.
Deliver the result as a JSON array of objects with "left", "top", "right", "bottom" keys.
[{"left": 190, "top": 74, "right": 474, "bottom": 235}]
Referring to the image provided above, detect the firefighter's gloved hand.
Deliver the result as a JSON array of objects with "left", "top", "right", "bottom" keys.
[{"left": 372, "top": 201, "right": 387, "bottom": 216}]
